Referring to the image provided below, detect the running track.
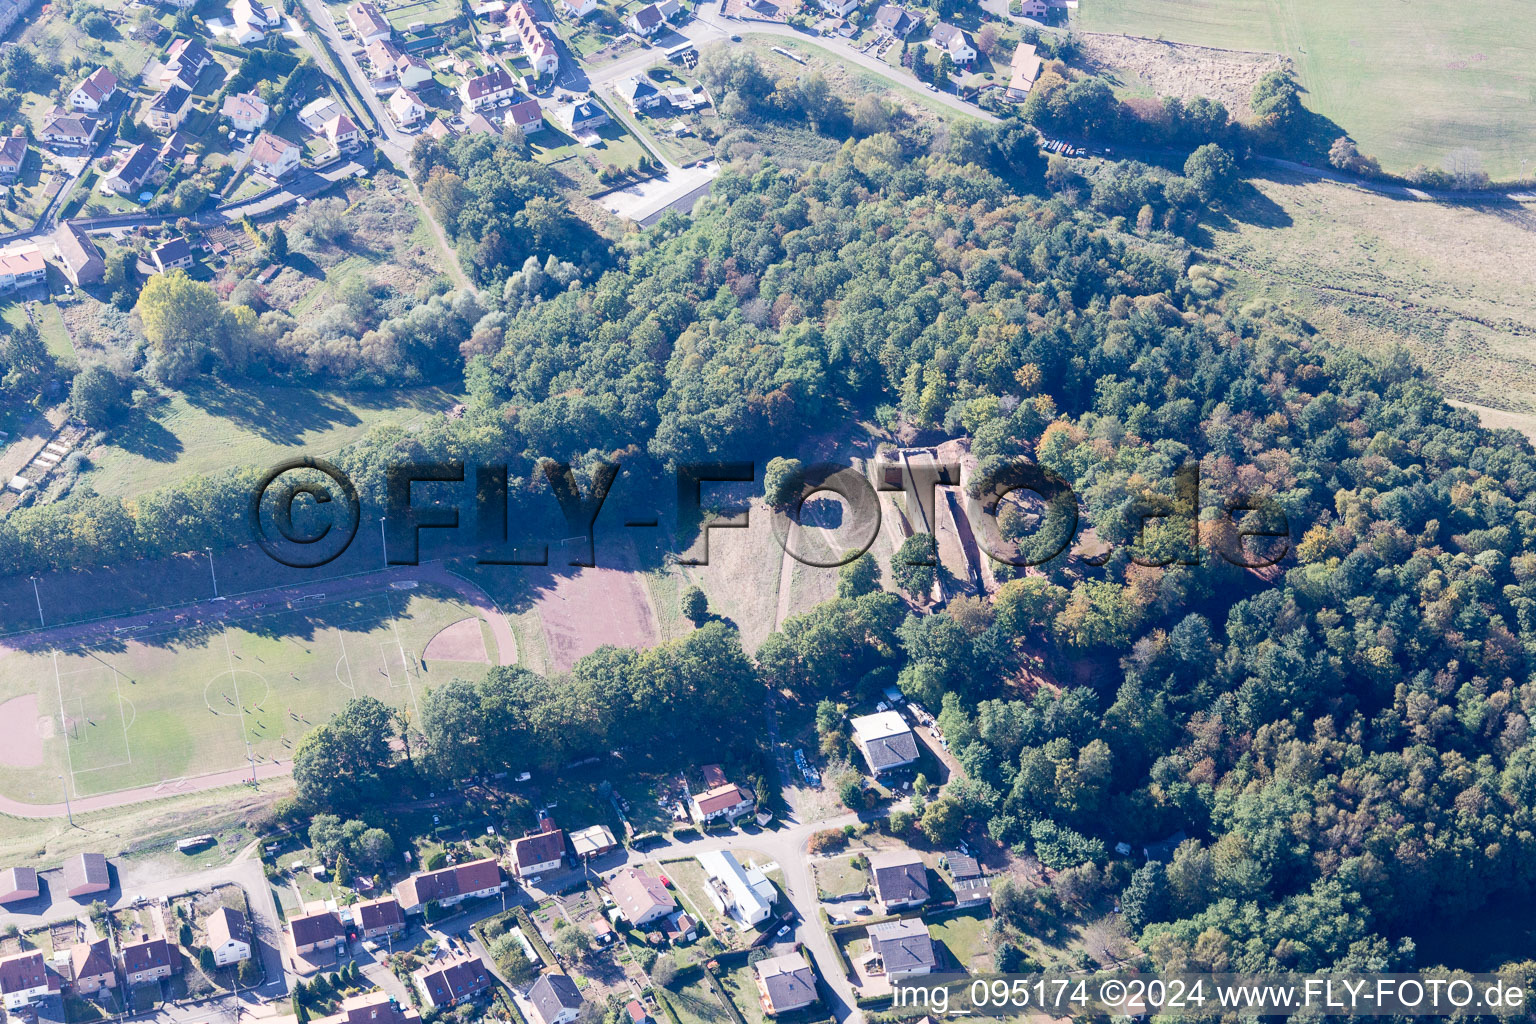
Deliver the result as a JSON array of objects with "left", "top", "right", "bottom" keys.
[{"left": 0, "top": 562, "right": 517, "bottom": 819}]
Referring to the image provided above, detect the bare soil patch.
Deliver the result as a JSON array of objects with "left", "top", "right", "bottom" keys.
[
  {"left": 1078, "top": 32, "right": 1285, "bottom": 120},
  {"left": 526, "top": 539, "right": 659, "bottom": 673},
  {"left": 0, "top": 694, "right": 45, "bottom": 767},
  {"left": 423, "top": 616, "right": 490, "bottom": 663}
]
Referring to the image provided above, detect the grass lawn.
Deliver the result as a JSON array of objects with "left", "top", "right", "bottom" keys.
[
  {"left": 1077, "top": 0, "right": 1536, "bottom": 179},
  {"left": 814, "top": 856, "right": 868, "bottom": 899},
  {"left": 0, "top": 584, "right": 491, "bottom": 802},
  {"left": 926, "top": 908, "right": 992, "bottom": 971},
  {"left": 1, "top": 300, "right": 75, "bottom": 365},
  {"left": 660, "top": 975, "right": 734, "bottom": 1024},
  {"left": 1205, "top": 170, "right": 1536, "bottom": 421},
  {"left": 78, "top": 379, "right": 454, "bottom": 500},
  {"left": 531, "top": 119, "right": 652, "bottom": 172},
  {"left": 717, "top": 963, "right": 768, "bottom": 1024}
]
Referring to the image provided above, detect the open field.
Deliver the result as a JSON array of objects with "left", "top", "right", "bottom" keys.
[
  {"left": 0, "top": 586, "right": 494, "bottom": 802},
  {"left": 1077, "top": 0, "right": 1536, "bottom": 179},
  {"left": 76, "top": 380, "right": 457, "bottom": 500},
  {"left": 1205, "top": 171, "right": 1536, "bottom": 418}
]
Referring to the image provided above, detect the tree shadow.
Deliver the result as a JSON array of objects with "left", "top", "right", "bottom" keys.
[
  {"left": 111, "top": 407, "right": 184, "bottom": 462},
  {"left": 177, "top": 379, "right": 365, "bottom": 443}
]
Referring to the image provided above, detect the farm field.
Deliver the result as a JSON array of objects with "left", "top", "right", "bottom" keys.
[
  {"left": 1205, "top": 171, "right": 1536, "bottom": 419},
  {"left": 76, "top": 380, "right": 457, "bottom": 499},
  {"left": 0, "top": 586, "right": 496, "bottom": 803},
  {"left": 1077, "top": 0, "right": 1536, "bottom": 179}
]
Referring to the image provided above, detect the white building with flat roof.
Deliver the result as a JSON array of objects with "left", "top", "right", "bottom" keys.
[{"left": 697, "top": 850, "right": 773, "bottom": 927}]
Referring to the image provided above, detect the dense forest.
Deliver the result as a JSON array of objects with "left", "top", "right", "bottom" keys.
[{"left": 5, "top": 97, "right": 1536, "bottom": 975}]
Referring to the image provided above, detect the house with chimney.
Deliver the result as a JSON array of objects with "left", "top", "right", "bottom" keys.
[
  {"left": 507, "top": 1, "right": 558, "bottom": 75},
  {"left": 40, "top": 110, "right": 100, "bottom": 149},
  {"left": 524, "top": 973, "right": 584, "bottom": 1024},
  {"left": 458, "top": 65, "right": 520, "bottom": 112},
  {"left": 222, "top": 91, "right": 270, "bottom": 131},
  {"left": 850, "top": 711, "right": 919, "bottom": 776},
  {"left": 510, "top": 831, "right": 566, "bottom": 878},
  {"left": 70, "top": 938, "right": 116, "bottom": 995},
  {"left": 54, "top": 222, "right": 105, "bottom": 286},
  {"left": 393, "top": 857, "right": 504, "bottom": 913},
  {"left": 0, "top": 245, "right": 45, "bottom": 293},
  {"left": 929, "top": 22, "right": 976, "bottom": 66},
  {"left": 0, "top": 950, "right": 58, "bottom": 1010},
  {"left": 505, "top": 92, "right": 544, "bottom": 134},
  {"left": 868, "top": 850, "right": 929, "bottom": 911},
  {"left": 69, "top": 67, "right": 118, "bottom": 113},
  {"left": 412, "top": 951, "right": 492, "bottom": 1010},
  {"left": 146, "top": 85, "right": 193, "bottom": 132},
  {"left": 103, "top": 142, "right": 157, "bottom": 195},
  {"left": 755, "top": 952, "right": 818, "bottom": 1015},
  {"left": 351, "top": 896, "right": 406, "bottom": 940},
  {"left": 121, "top": 912, "right": 181, "bottom": 987},
  {"left": 347, "top": 1, "right": 392, "bottom": 42},
  {"left": 250, "top": 131, "right": 302, "bottom": 178},
  {"left": 389, "top": 88, "right": 426, "bottom": 127},
  {"left": 288, "top": 907, "right": 346, "bottom": 956},
  {"left": 690, "top": 782, "right": 755, "bottom": 825},
  {"left": 205, "top": 906, "right": 252, "bottom": 966},
  {"left": 608, "top": 868, "right": 675, "bottom": 927},
  {"left": 0, "top": 132, "right": 27, "bottom": 183}
]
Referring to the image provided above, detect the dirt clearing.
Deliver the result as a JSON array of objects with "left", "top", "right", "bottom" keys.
[
  {"left": 1078, "top": 33, "right": 1286, "bottom": 120},
  {"left": 0, "top": 695, "right": 44, "bottom": 767}
]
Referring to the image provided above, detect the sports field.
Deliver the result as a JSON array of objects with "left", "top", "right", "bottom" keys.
[
  {"left": 0, "top": 588, "right": 496, "bottom": 802},
  {"left": 1077, "top": 0, "right": 1536, "bottom": 179}
]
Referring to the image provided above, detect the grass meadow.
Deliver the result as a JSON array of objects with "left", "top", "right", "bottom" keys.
[
  {"left": 1205, "top": 170, "right": 1536, "bottom": 423},
  {"left": 0, "top": 587, "right": 493, "bottom": 803},
  {"left": 1078, "top": 0, "right": 1536, "bottom": 179}
]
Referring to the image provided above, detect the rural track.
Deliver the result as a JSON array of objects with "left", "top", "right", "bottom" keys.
[{"left": 0, "top": 561, "right": 518, "bottom": 819}]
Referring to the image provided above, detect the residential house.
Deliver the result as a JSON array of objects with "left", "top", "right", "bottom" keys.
[
  {"left": 626, "top": 3, "right": 663, "bottom": 35},
  {"left": 873, "top": 4, "right": 917, "bottom": 37},
  {"left": 40, "top": 110, "right": 100, "bottom": 148},
  {"left": 205, "top": 906, "right": 252, "bottom": 966},
  {"left": 351, "top": 896, "right": 406, "bottom": 940},
  {"left": 315, "top": 992, "right": 422, "bottom": 1024},
  {"left": 462, "top": 112, "right": 499, "bottom": 135},
  {"left": 425, "top": 117, "right": 452, "bottom": 140},
  {"left": 1006, "top": 41, "right": 1041, "bottom": 100},
  {"left": 0, "top": 0, "right": 38, "bottom": 35},
  {"left": 660, "top": 911, "right": 696, "bottom": 944},
  {"left": 755, "top": 952, "right": 818, "bottom": 1015},
  {"left": 554, "top": 98, "right": 607, "bottom": 134},
  {"left": 62, "top": 853, "right": 110, "bottom": 898},
  {"left": 560, "top": 0, "right": 596, "bottom": 17},
  {"left": 569, "top": 825, "right": 617, "bottom": 858},
  {"left": 391, "top": 50, "right": 434, "bottom": 88},
  {"left": 0, "top": 132, "right": 24, "bottom": 183},
  {"left": 525, "top": 973, "right": 584, "bottom": 1024},
  {"left": 868, "top": 850, "right": 929, "bottom": 911},
  {"left": 507, "top": 1, "right": 558, "bottom": 76},
  {"left": 388, "top": 87, "right": 426, "bottom": 126},
  {"left": 222, "top": 90, "right": 271, "bottom": 131},
  {"left": 929, "top": 22, "right": 976, "bottom": 65},
  {"left": 0, "top": 867, "right": 38, "bottom": 905},
  {"left": 656, "top": 0, "right": 681, "bottom": 18},
  {"left": 70, "top": 938, "right": 116, "bottom": 995},
  {"left": 121, "top": 931, "right": 180, "bottom": 986},
  {"left": 697, "top": 850, "right": 773, "bottom": 926},
  {"left": 691, "top": 783, "right": 754, "bottom": 824},
  {"left": 0, "top": 245, "right": 45, "bottom": 293},
  {"left": 347, "top": 1, "right": 392, "bottom": 42},
  {"left": 944, "top": 852, "right": 991, "bottom": 907},
  {"left": 511, "top": 830, "right": 566, "bottom": 878},
  {"left": 393, "top": 857, "right": 505, "bottom": 913},
  {"left": 0, "top": 951, "right": 58, "bottom": 1010},
  {"left": 288, "top": 907, "right": 346, "bottom": 955},
  {"left": 609, "top": 868, "right": 675, "bottom": 927},
  {"left": 625, "top": 1001, "right": 653, "bottom": 1024},
  {"left": 458, "top": 65, "right": 520, "bottom": 112},
  {"left": 54, "top": 222, "right": 104, "bottom": 286},
  {"left": 617, "top": 74, "right": 662, "bottom": 113},
  {"left": 146, "top": 86, "right": 193, "bottom": 132},
  {"left": 103, "top": 142, "right": 157, "bottom": 195},
  {"left": 868, "top": 919, "right": 936, "bottom": 980},
  {"left": 849, "top": 712, "right": 919, "bottom": 776},
  {"left": 1019, "top": 0, "right": 1046, "bottom": 15},
  {"left": 157, "top": 130, "right": 192, "bottom": 166},
  {"left": 69, "top": 67, "right": 118, "bottom": 114},
  {"left": 233, "top": 0, "right": 279, "bottom": 30},
  {"left": 299, "top": 95, "right": 344, "bottom": 132},
  {"left": 505, "top": 92, "right": 544, "bottom": 134},
  {"left": 325, "top": 112, "right": 363, "bottom": 152},
  {"left": 249, "top": 131, "right": 302, "bottom": 177},
  {"left": 163, "top": 36, "right": 214, "bottom": 85},
  {"left": 412, "top": 951, "right": 492, "bottom": 1010},
  {"left": 818, "top": 0, "right": 857, "bottom": 16}
]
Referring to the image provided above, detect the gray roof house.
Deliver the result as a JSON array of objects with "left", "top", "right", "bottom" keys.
[
  {"left": 868, "top": 919, "right": 937, "bottom": 979},
  {"left": 869, "top": 850, "right": 929, "bottom": 909}
]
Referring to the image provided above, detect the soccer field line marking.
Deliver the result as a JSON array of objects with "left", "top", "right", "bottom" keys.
[
  {"left": 57, "top": 694, "right": 133, "bottom": 775},
  {"left": 52, "top": 652, "right": 77, "bottom": 799},
  {"left": 219, "top": 625, "right": 258, "bottom": 779},
  {"left": 381, "top": 591, "right": 422, "bottom": 721},
  {"left": 111, "top": 664, "right": 133, "bottom": 762},
  {"left": 337, "top": 629, "right": 358, "bottom": 696}
]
